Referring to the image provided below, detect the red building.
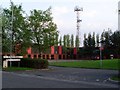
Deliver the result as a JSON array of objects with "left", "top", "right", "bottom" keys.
[
  {"left": 2, "top": 42, "right": 79, "bottom": 60},
  {"left": 24, "top": 45, "right": 78, "bottom": 60}
]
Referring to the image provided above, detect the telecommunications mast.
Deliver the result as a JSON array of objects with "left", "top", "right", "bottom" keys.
[{"left": 74, "top": 6, "right": 83, "bottom": 47}]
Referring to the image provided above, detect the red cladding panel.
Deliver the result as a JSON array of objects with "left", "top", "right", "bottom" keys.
[
  {"left": 73, "top": 48, "right": 77, "bottom": 55},
  {"left": 59, "top": 46, "right": 62, "bottom": 54},
  {"left": 100, "top": 47, "right": 104, "bottom": 50},
  {"left": 27, "top": 47, "right": 31, "bottom": 54},
  {"left": 51, "top": 46, "right": 54, "bottom": 54}
]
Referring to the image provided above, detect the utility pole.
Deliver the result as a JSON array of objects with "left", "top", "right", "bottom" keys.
[
  {"left": 10, "top": 0, "right": 13, "bottom": 67},
  {"left": 118, "top": 1, "right": 120, "bottom": 79},
  {"left": 100, "top": 42, "right": 102, "bottom": 68}
]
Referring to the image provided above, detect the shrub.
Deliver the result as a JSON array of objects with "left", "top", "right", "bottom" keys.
[{"left": 20, "top": 58, "right": 48, "bottom": 69}]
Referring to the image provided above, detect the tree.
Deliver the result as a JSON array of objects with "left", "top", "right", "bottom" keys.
[
  {"left": 87, "top": 33, "right": 92, "bottom": 47},
  {"left": 91, "top": 32, "right": 95, "bottom": 48},
  {"left": 63, "top": 35, "right": 67, "bottom": 47},
  {"left": 83, "top": 33, "right": 88, "bottom": 48},
  {"left": 111, "top": 30, "right": 120, "bottom": 47},
  {"left": 0, "top": 7, "right": 2, "bottom": 52},
  {"left": 75, "top": 35, "right": 79, "bottom": 47},
  {"left": 59, "top": 36, "right": 62, "bottom": 46},
  {"left": 2, "top": 2, "right": 31, "bottom": 54},
  {"left": 70, "top": 34, "right": 74, "bottom": 47},
  {"left": 100, "top": 29, "right": 115, "bottom": 59},
  {"left": 2, "top": 7, "right": 11, "bottom": 53},
  {"left": 110, "top": 30, "right": 120, "bottom": 55},
  {"left": 101, "top": 30, "right": 105, "bottom": 46},
  {"left": 66, "top": 34, "right": 70, "bottom": 47},
  {"left": 28, "top": 7, "right": 58, "bottom": 53},
  {"left": 101, "top": 29, "right": 112, "bottom": 48},
  {"left": 96, "top": 33, "right": 99, "bottom": 47},
  {"left": 54, "top": 32, "right": 59, "bottom": 46},
  {"left": 2, "top": 5, "right": 13, "bottom": 53}
]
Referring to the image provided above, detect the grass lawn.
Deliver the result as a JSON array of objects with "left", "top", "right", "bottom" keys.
[
  {"left": 49, "top": 59, "right": 120, "bottom": 70},
  {"left": 111, "top": 75, "right": 120, "bottom": 81},
  {"left": 3, "top": 67, "right": 33, "bottom": 71}
]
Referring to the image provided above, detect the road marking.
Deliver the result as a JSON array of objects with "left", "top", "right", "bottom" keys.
[
  {"left": 103, "top": 79, "right": 107, "bottom": 83},
  {"left": 96, "top": 79, "right": 99, "bottom": 82}
]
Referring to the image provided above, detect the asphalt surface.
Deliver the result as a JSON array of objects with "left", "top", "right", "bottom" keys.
[{"left": 2, "top": 66, "right": 120, "bottom": 88}]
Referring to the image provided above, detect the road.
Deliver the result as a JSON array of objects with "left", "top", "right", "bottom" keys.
[{"left": 2, "top": 66, "right": 120, "bottom": 88}]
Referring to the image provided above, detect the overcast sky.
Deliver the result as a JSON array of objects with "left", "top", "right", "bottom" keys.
[{"left": 1, "top": 0, "right": 119, "bottom": 46}]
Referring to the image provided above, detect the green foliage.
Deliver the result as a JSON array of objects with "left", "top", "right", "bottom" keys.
[
  {"left": 66, "top": 34, "right": 70, "bottom": 47},
  {"left": 59, "top": 36, "right": 62, "bottom": 46},
  {"left": 111, "top": 30, "right": 120, "bottom": 55},
  {"left": 70, "top": 34, "right": 74, "bottom": 47},
  {"left": 63, "top": 35, "right": 67, "bottom": 47},
  {"left": 54, "top": 32, "right": 59, "bottom": 46},
  {"left": 2, "top": 2, "right": 31, "bottom": 54},
  {"left": 87, "top": 33, "right": 91, "bottom": 47},
  {"left": 83, "top": 29, "right": 120, "bottom": 59},
  {"left": 91, "top": 32, "right": 95, "bottom": 47},
  {"left": 2, "top": 7, "right": 12, "bottom": 52},
  {"left": 2, "top": 2, "right": 58, "bottom": 55},
  {"left": 63, "top": 34, "right": 72, "bottom": 47},
  {"left": 111, "top": 75, "right": 120, "bottom": 81},
  {"left": 0, "top": 7, "right": 2, "bottom": 50},
  {"left": 101, "top": 29, "right": 112, "bottom": 47},
  {"left": 28, "top": 7, "right": 58, "bottom": 53},
  {"left": 20, "top": 58, "right": 49, "bottom": 69},
  {"left": 75, "top": 35, "right": 79, "bottom": 47},
  {"left": 83, "top": 33, "right": 88, "bottom": 47},
  {"left": 96, "top": 34, "right": 99, "bottom": 47}
]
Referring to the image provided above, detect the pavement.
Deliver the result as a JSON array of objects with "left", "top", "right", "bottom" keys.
[{"left": 2, "top": 66, "right": 120, "bottom": 88}]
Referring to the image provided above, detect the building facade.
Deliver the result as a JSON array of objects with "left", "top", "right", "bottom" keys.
[{"left": 24, "top": 45, "right": 78, "bottom": 60}]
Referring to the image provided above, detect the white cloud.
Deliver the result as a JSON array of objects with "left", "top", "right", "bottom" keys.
[
  {"left": 52, "top": 6, "right": 70, "bottom": 17},
  {"left": 82, "top": 10, "right": 97, "bottom": 18},
  {"left": 1, "top": 0, "right": 53, "bottom": 3},
  {"left": 52, "top": 6, "right": 75, "bottom": 35},
  {"left": 70, "top": 0, "right": 119, "bottom": 3},
  {"left": 53, "top": 17, "right": 76, "bottom": 35}
]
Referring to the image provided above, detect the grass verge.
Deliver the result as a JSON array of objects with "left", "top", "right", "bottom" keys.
[
  {"left": 110, "top": 75, "right": 120, "bottom": 82},
  {"left": 2, "top": 67, "right": 33, "bottom": 71},
  {"left": 49, "top": 59, "right": 120, "bottom": 70}
]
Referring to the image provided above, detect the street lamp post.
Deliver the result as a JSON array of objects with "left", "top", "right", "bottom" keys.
[
  {"left": 99, "top": 40, "right": 104, "bottom": 69},
  {"left": 100, "top": 42, "right": 102, "bottom": 68},
  {"left": 10, "top": 0, "right": 13, "bottom": 67}
]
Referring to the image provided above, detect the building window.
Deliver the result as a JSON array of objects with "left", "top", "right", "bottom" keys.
[
  {"left": 59, "top": 55, "right": 61, "bottom": 59},
  {"left": 47, "top": 55, "right": 49, "bottom": 59},
  {"left": 28, "top": 54, "right": 31, "bottom": 58},
  {"left": 34, "top": 55, "right": 37, "bottom": 58},
  {"left": 51, "top": 55, "right": 54, "bottom": 59},
  {"left": 38, "top": 54, "right": 41, "bottom": 58},
  {"left": 43, "top": 55, "right": 45, "bottom": 59}
]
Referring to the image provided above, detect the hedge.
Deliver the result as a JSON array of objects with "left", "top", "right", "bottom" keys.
[{"left": 20, "top": 58, "right": 48, "bottom": 69}]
